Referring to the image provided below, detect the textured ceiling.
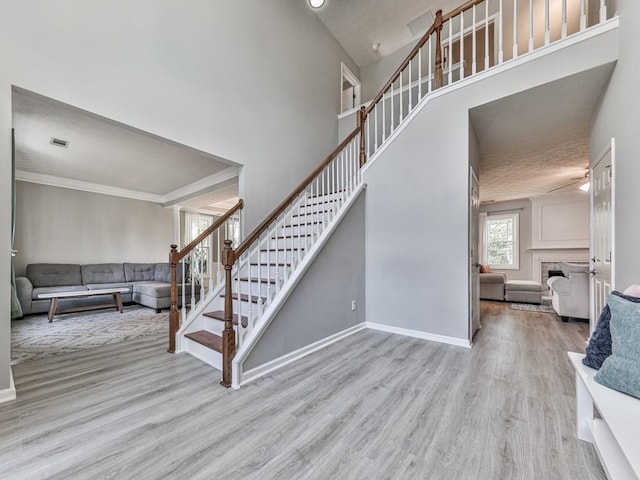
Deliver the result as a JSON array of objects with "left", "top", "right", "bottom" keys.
[
  {"left": 12, "top": 88, "right": 235, "bottom": 196},
  {"left": 470, "top": 65, "right": 615, "bottom": 203},
  {"left": 315, "top": 0, "right": 460, "bottom": 67}
]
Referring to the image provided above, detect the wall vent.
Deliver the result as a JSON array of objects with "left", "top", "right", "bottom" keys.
[{"left": 50, "top": 137, "right": 69, "bottom": 148}]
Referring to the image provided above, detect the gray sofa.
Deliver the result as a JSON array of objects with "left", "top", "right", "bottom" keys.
[{"left": 16, "top": 262, "right": 195, "bottom": 316}]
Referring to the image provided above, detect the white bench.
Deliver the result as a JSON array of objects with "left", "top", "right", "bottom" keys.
[{"left": 568, "top": 352, "right": 640, "bottom": 479}]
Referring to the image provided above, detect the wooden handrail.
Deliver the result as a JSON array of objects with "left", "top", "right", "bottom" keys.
[
  {"left": 234, "top": 128, "right": 360, "bottom": 258},
  {"left": 364, "top": 19, "right": 438, "bottom": 116},
  {"left": 178, "top": 199, "right": 244, "bottom": 261},
  {"left": 442, "top": 0, "right": 488, "bottom": 22}
]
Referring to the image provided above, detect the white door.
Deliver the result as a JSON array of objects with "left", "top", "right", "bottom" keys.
[
  {"left": 590, "top": 138, "right": 615, "bottom": 334},
  {"left": 470, "top": 169, "right": 481, "bottom": 341}
]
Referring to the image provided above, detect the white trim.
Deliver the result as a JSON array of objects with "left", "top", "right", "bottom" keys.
[
  {"left": 163, "top": 167, "right": 239, "bottom": 204},
  {"left": 361, "top": 18, "right": 619, "bottom": 176},
  {"left": 15, "top": 166, "right": 239, "bottom": 205},
  {"left": 238, "top": 323, "right": 367, "bottom": 388},
  {"left": 366, "top": 322, "right": 472, "bottom": 349},
  {"left": 0, "top": 369, "right": 16, "bottom": 404},
  {"left": 15, "top": 170, "right": 164, "bottom": 203},
  {"left": 231, "top": 184, "right": 367, "bottom": 389}
]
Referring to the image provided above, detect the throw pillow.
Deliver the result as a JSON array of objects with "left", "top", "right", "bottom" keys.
[
  {"left": 560, "top": 262, "right": 588, "bottom": 277},
  {"left": 624, "top": 284, "right": 640, "bottom": 297},
  {"left": 594, "top": 293, "right": 640, "bottom": 399},
  {"left": 584, "top": 291, "right": 640, "bottom": 369},
  {"left": 480, "top": 265, "right": 491, "bottom": 274}
]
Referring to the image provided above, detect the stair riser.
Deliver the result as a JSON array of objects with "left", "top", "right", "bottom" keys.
[
  {"left": 268, "top": 236, "right": 312, "bottom": 249},
  {"left": 248, "top": 264, "right": 288, "bottom": 278},
  {"left": 184, "top": 337, "right": 222, "bottom": 370},
  {"left": 238, "top": 281, "right": 272, "bottom": 297},
  {"left": 259, "top": 250, "right": 304, "bottom": 264},
  {"left": 280, "top": 224, "right": 323, "bottom": 236}
]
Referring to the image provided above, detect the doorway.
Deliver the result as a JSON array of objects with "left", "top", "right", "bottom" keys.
[{"left": 341, "top": 63, "right": 361, "bottom": 113}]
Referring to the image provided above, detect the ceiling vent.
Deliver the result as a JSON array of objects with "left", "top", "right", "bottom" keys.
[
  {"left": 407, "top": 9, "right": 435, "bottom": 37},
  {"left": 50, "top": 137, "right": 69, "bottom": 148}
]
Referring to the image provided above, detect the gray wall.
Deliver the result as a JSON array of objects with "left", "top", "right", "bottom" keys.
[
  {"left": 361, "top": 42, "right": 417, "bottom": 102},
  {"left": 14, "top": 182, "right": 173, "bottom": 276},
  {"left": 363, "top": 28, "right": 618, "bottom": 341},
  {"left": 0, "top": 0, "right": 359, "bottom": 392},
  {"left": 590, "top": 0, "right": 639, "bottom": 290},
  {"left": 479, "top": 199, "right": 533, "bottom": 281},
  {"left": 245, "top": 192, "right": 366, "bottom": 370}
]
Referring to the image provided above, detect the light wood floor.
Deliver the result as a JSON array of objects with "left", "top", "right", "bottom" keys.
[{"left": 0, "top": 302, "right": 605, "bottom": 479}]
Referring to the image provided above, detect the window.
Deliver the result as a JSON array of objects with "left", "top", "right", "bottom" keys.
[{"left": 484, "top": 213, "right": 519, "bottom": 269}]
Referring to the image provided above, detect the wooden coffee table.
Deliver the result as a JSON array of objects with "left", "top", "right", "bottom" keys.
[{"left": 37, "top": 288, "right": 130, "bottom": 323}]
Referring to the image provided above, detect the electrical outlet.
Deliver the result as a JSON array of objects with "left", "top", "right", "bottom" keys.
[{"left": 351, "top": 300, "right": 357, "bottom": 311}]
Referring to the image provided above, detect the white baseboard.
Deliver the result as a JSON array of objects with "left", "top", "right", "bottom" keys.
[
  {"left": 366, "top": 322, "right": 471, "bottom": 349},
  {"left": 240, "top": 322, "right": 367, "bottom": 386},
  {"left": 0, "top": 368, "right": 16, "bottom": 404}
]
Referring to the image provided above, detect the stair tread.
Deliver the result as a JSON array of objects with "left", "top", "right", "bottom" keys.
[
  {"left": 204, "top": 310, "right": 249, "bottom": 328},
  {"left": 184, "top": 330, "right": 222, "bottom": 352},
  {"left": 221, "top": 293, "right": 266, "bottom": 304},
  {"left": 239, "top": 277, "right": 277, "bottom": 284},
  {"left": 272, "top": 234, "right": 313, "bottom": 239},
  {"left": 251, "top": 262, "right": 292, "bottom": 266}
]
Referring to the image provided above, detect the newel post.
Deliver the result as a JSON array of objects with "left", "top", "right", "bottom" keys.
[
  {"left": 358, "top": 106, "right": 367, "bottom": 167},
  {"left": 168, "top": 244, "right": 180, "bottom": 353},
  {"left": 221, "top": 239, "right": 236, "bottom": 388},
  {"left": 434, "top": 9, "right": 444, "bottom": 89}
]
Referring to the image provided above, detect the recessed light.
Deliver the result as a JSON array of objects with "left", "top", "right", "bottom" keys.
[
  {"left": 309, "top": 0, "right": 325, "bottom": 8},
  {"left": 50, "top": 137, "right": 69, "bottom": 148}
]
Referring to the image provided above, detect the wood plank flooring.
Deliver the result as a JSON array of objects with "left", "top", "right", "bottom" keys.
[{"left": 0, "top": 302, "right": 605, "bottom": 479}]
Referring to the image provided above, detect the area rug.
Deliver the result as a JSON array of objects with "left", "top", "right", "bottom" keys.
[
  {"left": 508, "top": 299, "right": 556, "bottom": 314},
  {"left": 11, "top": 305, "right": 168, "bottom": 365}
]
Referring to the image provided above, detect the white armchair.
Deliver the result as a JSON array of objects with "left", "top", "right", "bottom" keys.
[{"left": 547, "top": 262, "right": 590, "bottom": 322}]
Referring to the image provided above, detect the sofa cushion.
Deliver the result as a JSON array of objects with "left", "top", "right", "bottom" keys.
[
  {"left": 85, "top": 282, "right": 132, "bottom": 293},
  {"left": 479, "top": 273, "right": 505, "bottom": 284},
  {"left": 27, "top": 264, "right": 82, "bottom": 288},
  {"left": 124, "top": 263, "right": 156, "bottom": 282},
  {"left": 32, "top": 285, "right": 88, "bottom": 300},
  {"left": 505, "top": 280, "right": 542, "bottom": 292},
  {"left": 594, "top": 293, "right": 640, "bottom": 399},
  {"left": 133, "top": 282, "right": 194, "bottom": 298},
  {"left": 560, "top": 262, "right": 588, "bottom": 277},
  {"left": 81, "top": 263, "right": 125, "bottom": 285},
  {"left": 154, "top": 263, "right": 184, "bottom": 284}
]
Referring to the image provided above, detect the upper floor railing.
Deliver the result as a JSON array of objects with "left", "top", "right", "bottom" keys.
[{"left": 358, "top": 0, "right": 611, "bottom": 162}]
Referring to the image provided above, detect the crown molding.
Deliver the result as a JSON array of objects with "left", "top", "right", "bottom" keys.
[{"left": 15, "top": 166, "right": 240, "bottom": 205}]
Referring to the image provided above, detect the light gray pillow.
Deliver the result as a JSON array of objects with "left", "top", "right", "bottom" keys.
[
  {"left": 594, "top": 293, "right": 640, "bottom": 399},
  {"left": 560, "top": 262, "right": 588, "bottom": 277}
]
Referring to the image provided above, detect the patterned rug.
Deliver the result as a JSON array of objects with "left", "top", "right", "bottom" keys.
[
  {"left": 11, "top": 305, "right": 168, "bottom": 365},
  {"left": 508, "top": 299, "right": 556, "bottom": 314}
]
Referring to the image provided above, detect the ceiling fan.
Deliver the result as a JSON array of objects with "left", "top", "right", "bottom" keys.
[{"left": 547, "top": 169, "right": 590, "bottom": 194}]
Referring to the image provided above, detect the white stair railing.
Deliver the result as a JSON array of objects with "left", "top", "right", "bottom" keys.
[{"left": 362, "top": 0, "right": 612, "bottom": 161}]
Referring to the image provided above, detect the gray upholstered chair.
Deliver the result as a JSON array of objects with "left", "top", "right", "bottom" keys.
[{"left": 547, "top": 262, "right": 590, "bottom": 321}]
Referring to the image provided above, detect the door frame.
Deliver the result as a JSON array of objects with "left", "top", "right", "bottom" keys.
[
  {"left": 589, "top": 137, "right": 615, "bottom": 334},
  {"left": 340, "top": 62, "right": 361, "bottom": 113},
  {"left": 469, "top": 167, "right": 481, "bottom": 343}
]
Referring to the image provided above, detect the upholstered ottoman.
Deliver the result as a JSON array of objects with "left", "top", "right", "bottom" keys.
[{"left": 504, "top": 280, "right": 542, "bottom": 304}]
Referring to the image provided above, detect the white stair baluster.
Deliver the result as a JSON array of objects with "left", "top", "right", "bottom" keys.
[
  {"left": 485, "top": 0, "right": 490, "bottom": 69},
  {"left": 181, "top": 258, "right": 186, "bottom": 322},
  {"left": 460, "top": 9, "right": 465, "bottom": 80},
  {"left": 472, "top": 5, "right": 477, "bottom": 75},
  {"left": 448, "top": 20, "right": 453, "bottom": 85},
  {"left": 418, "top": 47, "right": 423, "bottom": 100},
  {"left": 544, "top": 0, "right": 550, "bottom": 45},
  {"left": 409, "top": 59, "right": 413, "bottom": 112},
  {"left": 374, "top": 103, "right": 378, "bottom": 152},
  {"left": 599, "top": 0, "right": 606, "bottom": 24},
  {"left": 513, "top": 0, "right": 519, "bottom": 57},
  {"left": 528, "top": 0, "right": 534, "bottom": 52},
  {"left": 562, "top": 0, "right": 567, "bottom": 38},
  {"left": 208, "top": 232, "right": 213, "bottom": 293},
  {"left": 499, "top": 0, "right": 504, "bottom": 64},
  {"left": 428, "top": 36, "right": 432, "bottom": 93},
  {"left": 579, "top": 0, "right": 586, "bottom": 30}
]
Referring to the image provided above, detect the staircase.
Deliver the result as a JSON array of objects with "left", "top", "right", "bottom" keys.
[{"left": 168, "top": 0, "right": 615, "bottom": 388}]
